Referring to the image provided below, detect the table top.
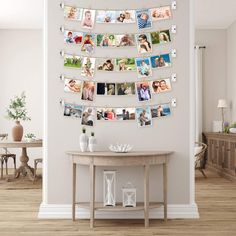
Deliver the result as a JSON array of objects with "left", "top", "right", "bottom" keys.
[
  {"left": 0, "top": 140, "right": 43, "bottom": 148},
  {"left": 67, "top": 151, "right": 173, "bottom": 157}
]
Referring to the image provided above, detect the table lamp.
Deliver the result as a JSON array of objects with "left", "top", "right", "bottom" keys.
[{"left": 217, "top": 99, "right": 227, "bottom": 132}]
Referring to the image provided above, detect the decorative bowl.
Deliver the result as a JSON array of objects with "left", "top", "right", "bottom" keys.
[
  {"left": 109, "top": 144, "right": 133, "bottom": 153},
  {"left": 229, "top": 128, "right": 236, "bottom": 134}
]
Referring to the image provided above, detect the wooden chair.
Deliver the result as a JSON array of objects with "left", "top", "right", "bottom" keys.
[
  {"left": 0, "top": 134, "right": 16, "bottom": 179},
  {"left": 195, "top": 142, "right": 207, "bottom": 178},
  {"left": 34, "top": 158, "right": 42, "bottom": 179}
]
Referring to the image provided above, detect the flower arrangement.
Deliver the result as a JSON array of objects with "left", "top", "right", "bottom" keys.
[{"left": 6, "top": 92, "right": 31, "bottom": 121}]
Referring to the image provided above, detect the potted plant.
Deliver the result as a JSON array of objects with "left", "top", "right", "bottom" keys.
[
  {"left": 79, "top": 127, "right": 88, "bottom": 152},
  {"left": 6, "top": 92, "right": 31, "bottom": 141},
  {"left": 25, "top": 133, "right": 36, "bottom": 142},
  {"left": 225, "top": 122, "right": 236, "bottom": 134}
]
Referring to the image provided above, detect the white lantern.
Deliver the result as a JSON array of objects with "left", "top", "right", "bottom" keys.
[
  {"left": 103, "top": 171, "right": 116, "bottom": 207},
  {"left": 122, "top": 182, "right": 136, "bottom": 207}
]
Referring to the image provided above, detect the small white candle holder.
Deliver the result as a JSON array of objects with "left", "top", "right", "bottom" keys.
[
  {"left": 122, "top": 182, "right": 136, "bottom": 207},
  {"left": 103, "top": 171, "right": 116, "bottom": 207}
]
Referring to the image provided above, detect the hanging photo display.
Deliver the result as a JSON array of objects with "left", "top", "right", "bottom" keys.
[
  {"left": 61, "top": 76, "right": 175, "bottom": 100},
  {"left": 62, "top": 28, "right": 173, "bottom": 53},
  {"left": 64, "top": 79, "right": 82, "bottom": 93},
  {"left": 62, "top": 51, "right": 174, "bottom": 72},
  {"left": 81, "top": 81, "right": 95, "bottom": 101},
  {"left": 62, "top": 99, "right": 174, "bottom": 127},
  {"left": 64, "top": 54, "right": 82, "bottom": 69},
  {"left": 61, "top": 3, "right": 176, "bottom": 29},
  {"left": 81, "top": 57, "right": 96, "bottom": 78},
  {"left": 135, "top": 106, "right": 152, "bottom": 128},
  {"left": 151, "top": 103, "right": 171, "bottom": 118},
  {"left": 81, "top": 107, "right": 96, "bottom": 126},
  {"left": 136, "top": 82, "right": 152, "bottom": 102},
  {"left": 63, "top": 103, "right": 83, "bottom": 118},
  {"left": 81, "top": 32, "right": 96, "bottom": 54}
]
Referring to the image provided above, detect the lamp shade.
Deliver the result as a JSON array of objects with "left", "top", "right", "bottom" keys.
[{"left": 217, "top": 99, "right": 227, "bottom": 108}]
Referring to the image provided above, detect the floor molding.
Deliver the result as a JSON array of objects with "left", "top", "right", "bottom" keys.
[{"left": 38, "top": 203, "right": 199, "bottom": 219}]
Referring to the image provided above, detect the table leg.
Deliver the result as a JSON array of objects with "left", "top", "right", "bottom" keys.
[
  {"left": 90, "top": 164, "right": 95, "bottom": 228},
  {"left": 144, "top": 164, "right": 150, "bottom": 227},
  {"left": 15, "top": 147, "right": 34, "bottom": 181},
  {"left": 163, "top": 163, "right": 167, "bottom": 222},
  {"left": 72, "top": 163, "right": 76, "bottom": 221}
]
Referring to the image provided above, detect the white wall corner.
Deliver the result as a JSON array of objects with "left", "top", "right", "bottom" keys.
[{"left": 38, "top": 203, "right": 199, "bottom": 220}]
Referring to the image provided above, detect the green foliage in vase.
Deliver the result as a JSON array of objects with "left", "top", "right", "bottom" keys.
[
  {"left": 224, "top": 122, "right": 236, "bottom": 133},
  {"left": 25, "top": 133, "right": 35, "bottom": 139},
  {"left": 6, "top": 92, "right": 31, "bottom": 121},
  {"left": 82, "top": 127, "right": 86, "bottom": 133}
]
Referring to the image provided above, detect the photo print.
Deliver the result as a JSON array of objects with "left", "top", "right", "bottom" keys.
[
  {"left": 96, "top": 10, "right": 116, "bottom": 23},
  {"left": 135, "top": 106, "right": 152, "bottom": 127},
  {"left": 116, "top": 10, "right": 136, "bottom": 23},
  {"left": 115, "top": 58, "right": 136, "bottom": 71},
  {"left": 116, "top": 83, "right": 135, "bottom": 95},
  {"left": 81, "top": 107, "right": 96, "bottom": 126},
  {"left": 64, "top": 79, "right": 82, "bottom": 93},
  {"left": 97, "top": 34, "right": 116, "bottom": 47},
  {"left": 64, "top": 6, "right": 82, "bottom": 21},
  {"left": 150, "top": 6, "right": 172, "bottom": 22},
  {"left": 64, "top": 54, "right": 82, "bottom": 69},
  {"left": 81, "top": 9, "right": 96, "bottom": 29},
  {"left": 97, "top": 58, "right": 115, "bottom": 71},
  {"left": 81, "top": 81, "right": 95, "bottom": 101},
  {"left": 151, "top": 78, "right": 172, "bottom": 94},
  {"left": 151, "top": 103, "right": 171, "bottom": 118},
  {"left": 136, "top": 82, "right": 152, "bottom": 102},
  {"left": 150, "top": 29, "right": 171, "bottom": 45},
  {"left": 150, "top": 54, "right": 172, "bottom": 69},
  {"left": 115, "top": 34, "right": 135, "bottom": 47},
  {"left": 116, "top": 108, "right": 136, "bottom": 120},
  {"left": 81, "top": 57, "right": 96, "bottom": 77},
  {"left": 135, "top": 57, "right": 152, "bottom": 78},
  {"left": 81, "top": 33, "right": 96, "bottom": 54},
  {"left": 97, "top": 83, "right": 116, "bottom": 95},
  {"left": 136, "top": 33, "right": 152, "bottom": 54},
  {"left": 64, "top": 103, "right": 83, "bottom": 118},
  {"left": 64, "top": 30, "right": 83, "bottom": 44},
  {"left": 135, "top": 9, "right": 152, "bottom": 30},
  {"left": 97, "top": 108, "right": 118, "bottom": 121}
]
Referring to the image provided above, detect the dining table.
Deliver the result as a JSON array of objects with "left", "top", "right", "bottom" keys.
[{"left": 0, "top": 140, "right": 43, "bottom": 181}]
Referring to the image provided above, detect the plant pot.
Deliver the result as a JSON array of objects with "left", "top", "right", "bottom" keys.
[
  {"left": 12, "top": 121, "right": 23, "bottom": 141},
  {"left": 79, "top": 132, "right": 88, "bottom": 152}
]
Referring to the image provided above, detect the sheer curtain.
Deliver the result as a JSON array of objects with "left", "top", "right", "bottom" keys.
[{"left": 194, "top": 46, "right": 204, "bottom": 142}]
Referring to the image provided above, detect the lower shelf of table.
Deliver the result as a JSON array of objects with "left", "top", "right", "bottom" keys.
[{"left": 75, "top": 202, "right": 164, "bottom": 212}]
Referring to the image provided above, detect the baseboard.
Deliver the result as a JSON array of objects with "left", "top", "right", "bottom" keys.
[{"left": 38, "top": 203, "right": 199, "bottom": 219}]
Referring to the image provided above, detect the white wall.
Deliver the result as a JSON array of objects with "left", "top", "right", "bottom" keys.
[
  {"left": 0, "top": 30, "right": 43, "bottom": 166},
  {"left": 40, "top": 0, "right": 197, "bottom": 218},
  {"left": 195, "top": 29, "right": 227, "bottom": 132},
  {"left": 227, "top": 21, "right": 236, "bottom": 123}
]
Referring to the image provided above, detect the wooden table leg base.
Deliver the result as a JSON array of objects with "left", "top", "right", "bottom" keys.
[{"left": 15, "top": 165, "right": 35, "bottom": 181}]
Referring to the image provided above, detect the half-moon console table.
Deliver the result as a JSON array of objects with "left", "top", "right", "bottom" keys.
[{"left": 67, "top": 151, "right": 173, "bottom": 228}]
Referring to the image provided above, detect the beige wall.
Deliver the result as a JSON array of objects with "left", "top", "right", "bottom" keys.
[
  {"left": 195, "top": 29, "right": 227, "bottom": 131},
  {"left": 41, "top": 0, "right": 196, "bottom": 218},
  {"left": 0, "top": 30, "right": 43, "bottom": 166},
  {"left": 227, "top": 21, "right": 236, "bottom": 123}
]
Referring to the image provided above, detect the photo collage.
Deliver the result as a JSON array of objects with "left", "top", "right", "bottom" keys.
[
  {"left": 62, "top": 4, "right": 173, "bottom": 29},
  {"left": 61, "top": 2, "right": 177, "bottom": 128},
  {"left": 64, "top": 103, "right": 171, "bottom": 127},
  {"left": 63, "top": 28, "right": 173, "bottom": 54}
]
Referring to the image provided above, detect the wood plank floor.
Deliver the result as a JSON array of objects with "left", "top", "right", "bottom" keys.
[{"left": 0, "top": 169, "right": 235, "bottom": 236}]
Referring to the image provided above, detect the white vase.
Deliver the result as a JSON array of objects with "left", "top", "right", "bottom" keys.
[
  {"left": 88, "top": 135, "right": 97, "bottom": 152},
  {"left": 80, "top": 133, "right": 88, "bottom": 152}
]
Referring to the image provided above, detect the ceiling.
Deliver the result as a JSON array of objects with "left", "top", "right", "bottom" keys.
[
  {"left": 195, "top": 0, "right": 236, "bottom": 29},
  {"left": 0, "top": 0, "right": 236, "bottom": 29}
]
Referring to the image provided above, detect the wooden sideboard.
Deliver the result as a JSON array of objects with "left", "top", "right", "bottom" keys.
[{"left": 203, "top": 132, "right": 236, "bottom": 180}]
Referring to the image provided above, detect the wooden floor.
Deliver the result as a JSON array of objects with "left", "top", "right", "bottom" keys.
[{"left": 0, "top": 169, "right": 235, "bottom": 236}]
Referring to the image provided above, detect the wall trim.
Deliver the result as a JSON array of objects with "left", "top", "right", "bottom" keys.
[{"left": 38, "top": 203, "right": 199, "bottom": 219}]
